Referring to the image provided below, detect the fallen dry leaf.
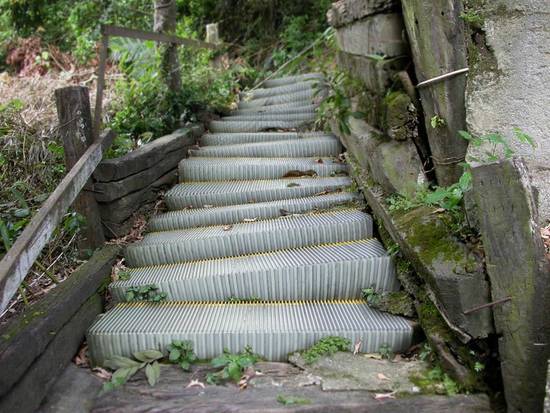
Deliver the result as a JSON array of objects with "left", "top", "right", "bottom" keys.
[
  {"left": 238, "top": 367, "right": 264, "bottom": 390},
  {"left": 223, "top": 225, "right": 233, "bottom": 231},
  {"left": 203, "top": 204, "right": 214, "bottom": 208},
  {"left": 92, "top": 367, "right": 112, "bottom": 381},
  {"left": 286, "top": 182, "right": 301, "bottom": 188},
  {"left": 185, "top": 379, "right": 206, "bottom": 389},
  {"left": 353, "top": 339, "right": 362, "bottom": 355},
  {"left": 73, "top": 344, "right": 89, "bottom": 368},
  {"left": 377, "top": 373, "right": 391, "bottom": 381},
  {"left": 364, "top": 353, "right": 383, "bottom": 360},
  {"left": 282, "top": 169, "right": 317, "bottom": 178},
  {"left": 373, "top": 391, "right": 396, "bottom": 400},
  {"left": 315, "top": 158, "right": 324, "bottom": 164},
  {"left": 243, "top": 218, "right": 258, "bottom": 223}
]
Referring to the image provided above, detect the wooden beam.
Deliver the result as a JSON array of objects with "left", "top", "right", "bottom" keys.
[
  {"left": 102, "top": 24, "right": 219, "bottom": 50},
  {"left": 0, "top": 130, "right": 115, "bottom": 315},
  {"left": 55, "top": 86, "right": 105, "bottom": 252}
]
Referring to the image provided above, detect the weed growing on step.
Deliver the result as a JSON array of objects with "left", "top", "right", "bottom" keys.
[
  {"left": 116, "top": 270, "right": 132, "bottom": 281},
  {"left": 378, "top": 343, "right": 394, "bottom": 360},
  {"left": 430, "top": 115, "right": 446, "bottom": 129},
  {"left": 301, "top": 336, "right": 351, "bottom": 364},
  {"left": 103, "top": 350, "right": 163, "bottom": 392},
  {"left": 125, "top": 285, "right": 167, "bottom": 302},
  {"left": 276, "top": 394, "right": 311, "bottom": 406},
  {"left": 167, "top": 340, "right": 197, "bottom": 371},
  {"left": 362, "top": 287, "right": 380, "bottom": 305},
  {"left": 410, "top": 365, "right": 460, "bottom": 396},
  {"left": 206, "top": 346, "right": 259, "bottom": 384}
]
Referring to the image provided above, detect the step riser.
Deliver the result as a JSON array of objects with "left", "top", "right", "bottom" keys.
[
  {"left": 209, "top": 119, "right": 312, "bottom": 133},
  {"left": 221, "top": 113, "right": 316, "bottom": 122},
  {"left": 178, "top": 160, "right": 347, "bottom": 182},
  {"left": 111, "top": 258, "right": 396, "bottom": 302},
  {"left": 87, "top": 301, "right": 412, "bottom": 365},
  {"left": 125, "top": 212, "right": 373, "bottom": 266},
  {"left": 189, "top": 138, "right": 341, "bottom": 158},
  {"left": 148, "top": 193, "right": 360, "bottom": 231},
  {"left": 165, "top": 177, "right": 352, "bottom": 209},
  {"left": 200, "top": 132, "right": 326, "bottom": 146}
]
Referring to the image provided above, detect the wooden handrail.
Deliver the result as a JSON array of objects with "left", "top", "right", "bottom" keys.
[{"left": 0, "top": 130, "right": 116, "bottom": 314}]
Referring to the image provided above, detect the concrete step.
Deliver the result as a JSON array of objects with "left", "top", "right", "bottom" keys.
[
  {"left": 125, "top": 209, "right": 372, "bottom": 266},
  {"left": 178, "top": 157, "right": 347, "bottom": 182},
  {"left": 200, "top": 131, "right": 326, "bottom": 146},
  {"left": 111, "top": 239, "right": 398, "bottom": 302},
  {"left": 262, "top": 73, "right": 324, "bottom": 88},
  {"left": 237, "top": 88, "right": 327, "bottom": 109},
  {"left": 87, "top": 299, "right": 413, "bottom": 365},
  {"left": 164, "top": 176, "right": 353, "bottom": 209},
  {"left": 190, "top": 136, "right": 341, "bottom": 158},
  {"left": 148, "top": 192, "right": 361, "bottom": 231},
  {"left": 208, "top": 118, "right": 313, "bottom": 133}
]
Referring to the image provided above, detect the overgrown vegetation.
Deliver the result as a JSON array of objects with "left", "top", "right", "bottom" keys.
[
  {"left": 103, "top": 350, "right": 164, "bottom": 391},
  {"left": 301, "top": 336, "right": 351, "bottom": 364},
  {"left": 125, "top": 284, "right": 167, "bottom": 302},
  {"left": 167, "top": 339, "right": 197, "bottom": 371},
  {"left": 206, "top": 346, "right": 259, "bottom": 384}
]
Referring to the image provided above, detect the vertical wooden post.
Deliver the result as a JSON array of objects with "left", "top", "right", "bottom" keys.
[
  {"left": 55, "top": 86, "right": 105, "bottom": 252},
  {"left": 472, "top": 158, "right": 550, "bottom": 413}
]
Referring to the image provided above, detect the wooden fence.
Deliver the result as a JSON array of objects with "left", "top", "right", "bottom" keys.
[{"left": 0, "top": 25, "right": 219, "bottom": 314}]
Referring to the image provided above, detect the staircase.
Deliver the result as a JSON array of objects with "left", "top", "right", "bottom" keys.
[{"left": 87, "top": 73, "right": 413, "bottom": 365}]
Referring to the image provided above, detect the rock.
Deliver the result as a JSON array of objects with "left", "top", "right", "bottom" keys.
[
  {"left": 335, "top": 13, "right": 408, "bottom": 58},
  {"left": 337, "top": 117, "right": 425, "bottom": 198},
  {"left": 327, "top": 0, "right": 398, "bottom": 28},
  {"left": 290, "top": 351, "right": 427, "bottom": 393},
  {"left": 382, "top": 91, "right": 418, "bottom": 141},
  {"left": 336, "top": 51, "right": 408, "bottom": 93},
  {"left": 465, "top": 0, "right": 550, "bottom": 223},
  {"left": 368, "top": 290, "right": 416, "bottom": 317}
]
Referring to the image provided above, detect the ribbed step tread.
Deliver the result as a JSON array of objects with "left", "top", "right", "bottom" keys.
[
  {"left": 190, "top": 136, "right": 341, "bottom": 158},
  {"left": 111, "top": 239, "right": 398, "bottom": 302},
  {"left": 229, "top": 104, "right": 317, "bottom": 116},
  {"left": 87, "top": 300, "right": 413, "bottom": 365},
  {"left": 242, "top": 81, "right": 319, "bottom": 100},
  {"left": 148, "top": 192, "right": 360, "bottom": 231},
  {"left": 179, "top": 157, "right": 347, "bottom": 182},
  {"left": 200, "top": 132, "right": 325, "bottom": 146},
  {"left": 263, "top": 73, "right": 324, "bottom": 88},
  {"left": 209, "top": 119, "right": 312, "bottom": 133},
  {"left": 221, "top": 112, "right": 316, "bottom": 122},
  {"left": 165, "top": 176, "right": 353, "bottom": 209},
  {"left": 125, "top": 209, "right": 372, "bottom": 267},
  {"left": 237, "top": 88, "right": 326, "bottom": 109}
]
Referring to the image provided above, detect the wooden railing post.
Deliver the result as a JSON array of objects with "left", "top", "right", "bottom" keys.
[{"left": 55, "top": 86, "right": 105, "bottom": 252}]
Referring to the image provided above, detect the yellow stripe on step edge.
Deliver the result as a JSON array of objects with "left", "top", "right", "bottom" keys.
[{"left": 117, "top": 298, "right": 367, "bottom": 309}]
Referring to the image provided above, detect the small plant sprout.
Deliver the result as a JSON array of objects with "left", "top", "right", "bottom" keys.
[
  {"left": 166, "top": 340, "right": 197, "bottom": 371},
  {"left": 362, "top": 287, "right": 380, "bottom": 305},
  {"left": 430, "top": 115, "right": 446, "bottom": 129},
  {"left": 206, "top": 346, "right": 259, "bottom": 384},
  {"left": 378, "top": 343, "right": 394, "bottom": 360},
  {"left": 125, "top": 284, "right": 167, "bottom": 302},
  {"left": 103, "top": 350, "right": 163, "bottom": 392}
]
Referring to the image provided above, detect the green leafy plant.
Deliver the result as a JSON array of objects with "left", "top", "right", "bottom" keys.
[
  {"left": 125, "top": 285, "right": 167, "bottom": 302},
  {"left": 378, "top": 343, "right": 394, "bottom": 360},
  {"left": 412, "top": 366, "right": 460, "bottom": 396},
  {"left": 362, "top": 287, "right": 380, "bottom": 305},
  {"left": 206, "top": 346, "right": 259, "bottom": 384},
  {"left": 117, "top": 270, "right": 132, "bottom": 281},
  {"left": 103, "top": 350, "right": 163, "bottom": 392},
  {"left": 167, "top": 340, "right": 197, "bottom": 371},
  {"left": 276, "top": 394, "right": 311, "bottom": 406},
  {"left": 301, "top": 336, "right": 351, "bottom": 364}
]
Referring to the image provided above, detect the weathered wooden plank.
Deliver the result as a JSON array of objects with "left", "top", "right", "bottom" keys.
[
  {"left": 472, "top": 158, "right": 550, "bottom": 413},
  {"left": 0, "top": 294, "right": 103, "bottom": 413},
  {"left": 93, "top": 128, "right": 194, "bottom": 182},
  {"left": 94, "top": 148, "right": 185, "bottom": 202},
  {"left": 102, "top": 24, "right": 219, "bottom": 50},
  {"left": 401, "top": 0, "right": 468, "bottom": 186},
  {"left": 55, "top": 86, "right": 105, "bottom": 251},
  {"left": 0, "top": 245, "right": 119, "bottom": 398},
  {"left": 0, "top": 130, "right": 115, "bottom": 315}
]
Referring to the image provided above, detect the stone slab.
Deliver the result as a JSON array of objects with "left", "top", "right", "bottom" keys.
[
  {"left": 465, "top": 0, "right": 550, "bottom": 223},
  {"left": 335, "top": 13, "right": 408, "bottom": 58},
  {"left": 327, "top": 0, "right": 398, "bottom": 28},
  {"left": 337, "top": 51, "right": 408, "bottom": 93}
]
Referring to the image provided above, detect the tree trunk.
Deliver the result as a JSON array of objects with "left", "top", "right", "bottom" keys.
[{"left": 154, "top": 0, "right": 181, "bottom": 92}]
